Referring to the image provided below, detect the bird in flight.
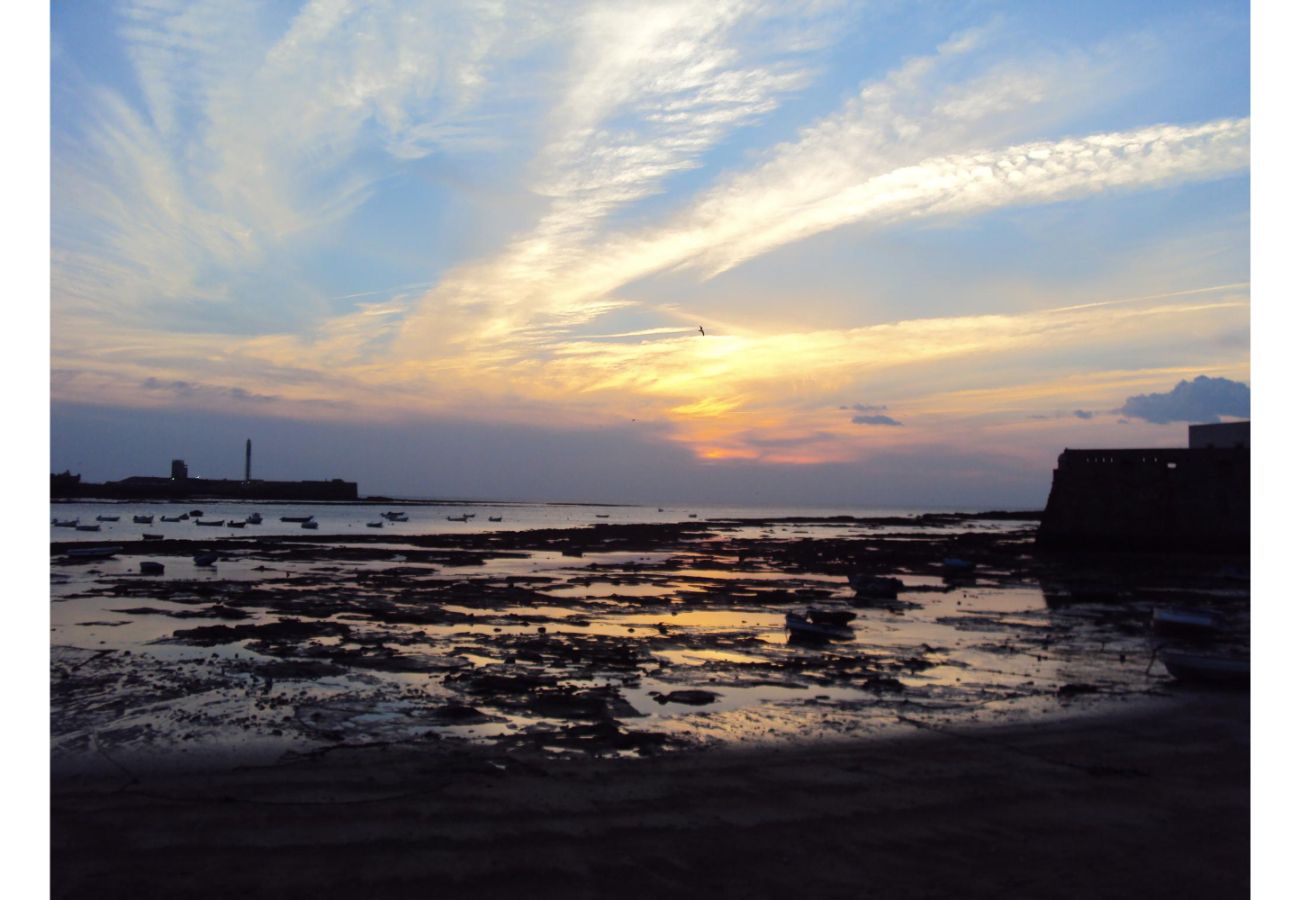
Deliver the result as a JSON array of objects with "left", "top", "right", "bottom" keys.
[{"left": 698, "top": 325, "right": 705, "bottom": 336}]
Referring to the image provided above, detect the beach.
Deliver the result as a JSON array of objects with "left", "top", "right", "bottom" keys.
[
  {"left": 52, "top": 691, "right": 1248, "bottom": 899},
  {"left": 50, "top": 506, "right": 1251, "bottom": 897}
]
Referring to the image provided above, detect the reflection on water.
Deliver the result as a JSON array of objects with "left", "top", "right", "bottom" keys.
[{"left": 52, "top": 504, "right": 1228, "bottom": 763}]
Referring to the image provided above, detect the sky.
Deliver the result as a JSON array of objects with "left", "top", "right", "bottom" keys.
[{"left": 47, "top": 0, "right": 1252, "bottom": 507}]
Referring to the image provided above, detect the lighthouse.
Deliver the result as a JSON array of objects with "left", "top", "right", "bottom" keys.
[{"left": 244, "top": 439, "right": 252, "bottom": 482}]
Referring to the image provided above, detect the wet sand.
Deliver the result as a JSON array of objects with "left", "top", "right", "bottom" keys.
[{"left": 52, "top": 690, "right": 1248, "bottom": 899}]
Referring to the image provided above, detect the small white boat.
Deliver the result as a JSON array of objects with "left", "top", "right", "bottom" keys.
[
  {"left": 65, "top": 546, "right": 123, "bottom": 559},
  {"left": 133, "top": 515, "right": 154, "bottom": 524}
]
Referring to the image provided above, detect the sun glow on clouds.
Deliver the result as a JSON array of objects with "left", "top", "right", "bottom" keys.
[{"left": 51, "top": 2, "right": 1250, "bottom": 474}]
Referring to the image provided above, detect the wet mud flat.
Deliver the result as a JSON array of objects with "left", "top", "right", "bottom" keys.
[{"left": 52, "top": 512, "right": 1249, "bottom": 765}]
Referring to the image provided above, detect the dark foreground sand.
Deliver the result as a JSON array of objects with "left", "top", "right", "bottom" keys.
[{"left": 52, "top": 692, "right": 1248, "bottom": 900}]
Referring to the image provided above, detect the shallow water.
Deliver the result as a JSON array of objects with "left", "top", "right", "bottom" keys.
[{"left": 51, "top": 507, "right": 1245, "bottom": 763}]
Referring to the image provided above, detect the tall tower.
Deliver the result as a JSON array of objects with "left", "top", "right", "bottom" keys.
[{"left": 245, "top": 439, "right": 252, "bottom": 482}]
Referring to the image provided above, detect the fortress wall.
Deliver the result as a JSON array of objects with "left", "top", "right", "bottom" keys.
[{"left": 1037, "top": 447, "right": 1249, "bottom": 551}]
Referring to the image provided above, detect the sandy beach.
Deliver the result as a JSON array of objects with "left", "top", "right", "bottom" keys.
[{"left": 52, "top": 690, "right": 1247, "bottom": 899}]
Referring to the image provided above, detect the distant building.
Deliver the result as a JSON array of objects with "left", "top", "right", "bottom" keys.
[
  {"left": 1037, "top": 422, "right": 1249, "bottom": 552},
  {"left": 1189, "top": 421, "right": 1249, "bottom": 449},
  {"left": 52, "top": 448, "right": 358, "bottom": 501}
]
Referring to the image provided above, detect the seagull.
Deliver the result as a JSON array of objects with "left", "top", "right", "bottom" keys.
[{"left": 698, "top": 325, "right": 705, "bottom": 336}]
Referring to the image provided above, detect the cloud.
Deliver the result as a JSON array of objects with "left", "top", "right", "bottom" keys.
[
  {"left": 842, "top": 403, "right": 889, "bottom": 413},
  {"left": 1118, "top": 375, "right": 1249, "bottom": 424},
  {"left": 851, "top": 414, "right": 902, "bottom": 427},
  {"left": 1072, "top": 409, "right": 1093, "bottom": 419}
]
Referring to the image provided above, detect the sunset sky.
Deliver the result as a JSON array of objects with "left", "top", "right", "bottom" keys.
[{"left": 48, "top": 0, "right": 1251, "bottom": 506}]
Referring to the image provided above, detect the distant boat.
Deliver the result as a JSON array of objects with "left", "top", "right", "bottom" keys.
[
  {"left": 75, "top": 524, "right": 101, "bottom": 532},
  {"left": 139, "top": 561, "right": 165, "bottom": 575},
  {"left": 595, "top": 514, "right": 610, "bottom": 518},
  {"left": 141, "top": 533, "right": 164, "bottom": 540},
  {"left": 65, "top": 546, "right": 123, "bottom": 559},
  {"left": 193, "top": 551, "right": 219, "bottom": 566},
  {"left": 95, "top": 515, "right": 119, "bottom": 522},
  {"left": 785, "top": 611, "right": 853, "bottom": 642},
  {"left": 195, "top": 519, "right": 225, "bottom": 527},
  {"left": 52, "top": 519, "right": 79, "bottom": 528},
  {"left": 301, "top": 520, "right": 319, "bottom": 529},
  {"left": 280, "top": 515, "right": 314, "bottom": 523},
  {"left": 1160, "top": 650, "right": 1249, "bottom": 686},
  {"left": 658, "top": 508, "right": 664, "bottom": 512},
  {"left": 133, "top": 515, "right": 154, "bottom": 524},
  {"left": 160, "top": 515, "right": 184, "bottom": 522},
  {"left": 188, "top": 510, "right": 204, "bottom": 518},
  {"left": 447, "top": 514, "right": 469, "bottom": 522},
  {"left": 366, "top": 521, "right": 384, "bottom": 528},
  {"left": 227, "top": 521, "right": 246, "bottom": 529},
  {"left": 465, "top": 513, "right": 476, "bottom": 518},
  {"left": 382, "top": 511, "right": 408, "bottom": 521},
  {"left": 688, "top": 513, "right": 698, "bottom": 518},
  {"left": 245, "top": 513, "right": 263, "bottom": 525},
  {"left": 488, "top": 516, "right": 502, "bottom": 522}
]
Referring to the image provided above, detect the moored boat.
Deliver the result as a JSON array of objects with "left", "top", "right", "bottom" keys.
[
  {"left": 52, "top": 519, "right": 79, "bottom": 528},
  {"left": 96, "top": 515, "right": 120, "bottom": 522},
  {"left": 75, "top": 524, "right": 101, "bottom": 532},
  {"left": 785, "top": 611, "right": 853, "bottom": 642},
  {"left": 133, "top": 515, "right": 154, "bottom": 524},
  {"left": 245, "top": 512, "right": 263, "bottom": 524},
  {"left": 848, "top": 574, "right": 904, "bottom": 599},
  {"left": 160, "top": 515, "right": 184, "bottom": 522},
  {"left": 65, "top": 546, "right": 123, "bottom": 559},
  {"left": 195, "top": 519, "right": 225, "bottom": 527},
  {"left": 301, "top": 520, "right": 319, "bottom": 529},
  {"left": 807, "top": 607, "right": 857, "bottom": 627},
  {"left": 280, "top": 515, "right": 314, "bottom": 523},
  {"left": 1151, "top": 607, "right": 1223, "bottom": 636},
  {"left": 139, "top": 561, "right": 165, "bottom": 575},
  {"left": 488, "top": 516, "right": 502, "bottom": 522},
  {"left": 366, "top": 521, "right": 384, "bottom": 528},
  {"left": 227, "top": 521, "right": 245, "bottom": 528},
  {"left": 142, "top": 533, "right": 164, "bottom": 540},
  {"left": 1159, "top": 650, "right": 1249, "bottom": 686},
  {"left": 193, "top": 551, "right": 219, "bottom": 566},
  {"left": 188, "top": 510, "right": 204, "bottom": 517}
]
